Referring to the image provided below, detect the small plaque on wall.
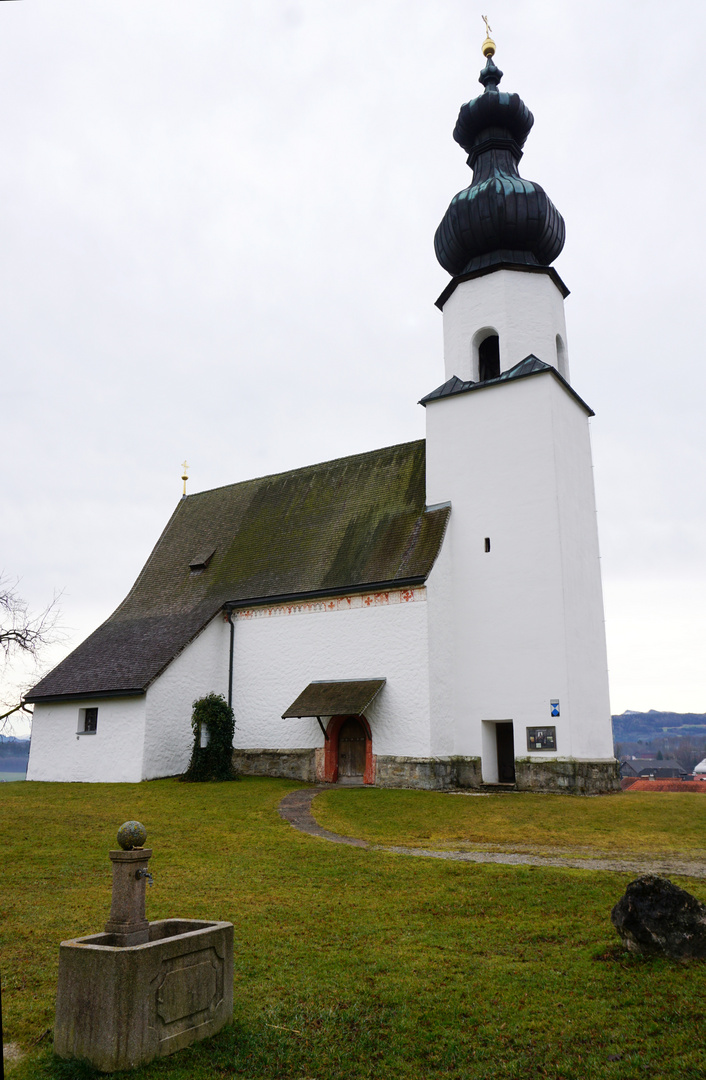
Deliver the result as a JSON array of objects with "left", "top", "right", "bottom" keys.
[{"left": 527, "top": 727, "right": 557, "bottom": 751}]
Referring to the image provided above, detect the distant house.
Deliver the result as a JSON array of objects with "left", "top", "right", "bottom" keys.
[{"left": 620, "top": 757, "right": 686, "bottom": 780}]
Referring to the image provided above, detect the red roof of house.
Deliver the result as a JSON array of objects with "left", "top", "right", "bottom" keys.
[{"left": 624, "top": 779, "right": 706, "bottom": 793}]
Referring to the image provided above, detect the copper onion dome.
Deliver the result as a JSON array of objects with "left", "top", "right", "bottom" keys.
[{"left": 434, "top": 54, "right": 565, "bottom": 276}]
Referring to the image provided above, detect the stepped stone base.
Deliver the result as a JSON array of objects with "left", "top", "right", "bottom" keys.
[{"left": 233, "top": 748, "right": 620, "bottom": 794}]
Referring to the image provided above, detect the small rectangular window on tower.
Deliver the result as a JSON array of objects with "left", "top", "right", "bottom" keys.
[
  {"left": 78, "top": 707, "right": 98, "bottom": 734},
  {"left": 484, "top": 537, "right": 491, "bottom": 552}
]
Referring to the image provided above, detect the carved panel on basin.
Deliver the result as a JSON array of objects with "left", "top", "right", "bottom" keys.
[
  {"left": 150, "top": 945, "right": 224, "bottom": 1046},
  {"left": 156, "top": 961, "right": 218, "bottom": 1024}
]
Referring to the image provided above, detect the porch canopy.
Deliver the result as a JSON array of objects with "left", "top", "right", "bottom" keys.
[{"left": 282, "top": 679, "right": 385, "bottom": 719}]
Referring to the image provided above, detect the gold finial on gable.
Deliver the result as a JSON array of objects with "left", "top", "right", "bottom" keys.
[{"left": 181, "top": 460, "right": 190, "bottom": 497}]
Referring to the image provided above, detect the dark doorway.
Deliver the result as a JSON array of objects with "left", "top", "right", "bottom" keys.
[
  {"left": 338, "top": 717, "right": 367, "bottom": 779},
  {"left": 495, "top": 722, "right": 516, "bottom": 784},
  {"left": 479, "top": 335, "right": 500, "bottom": 381}
]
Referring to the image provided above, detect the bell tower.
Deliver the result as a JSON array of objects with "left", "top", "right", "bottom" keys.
[
  {"left": 423, "top": 31, "right": 618, "bottom": 793},
  {"left": 434, "top": 35, "right": 570, "bottom": 384}
]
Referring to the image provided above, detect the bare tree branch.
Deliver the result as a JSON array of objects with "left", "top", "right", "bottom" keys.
[
  {"left": 0, "top": 702, "right": 32, "bottom": 724},
  {"left": 0, "top": 575, "right": 62, "bottom": 658},
  {"left": 0, "top": 575, "right": 64, "bottom": 732}
]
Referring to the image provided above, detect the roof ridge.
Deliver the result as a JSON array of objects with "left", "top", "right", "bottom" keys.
[{"left": 184, "top": 438, "right": 426, "bottom": 501}]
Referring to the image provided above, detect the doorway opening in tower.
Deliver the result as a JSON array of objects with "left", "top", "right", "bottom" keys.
[
  {"left": 478, "top": 334, "right": 500, "bottom": 381},
  {"left": 481, "top": 720, "right": 516, "bottom": 785}
]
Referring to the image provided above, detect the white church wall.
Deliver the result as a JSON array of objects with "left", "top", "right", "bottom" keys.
[
  {"left": 441, "top": 269, "right": 569, "bottom": 383},
  {"left": 142, "top": 614, "right": 230, "bottom": 780},
  {"left": 551, "top": 395, "right": 614, "bottom": 759},
  {"left": 424, "top": 518, "right": 456, "bottom": 757},
  {"left": 425, "top": 370, "right": 613, "bottom": 771},
  {"left": 231, "top": 589, "right": 431, "bottom": 757},
  {"left": 26, "top": 697, "right": 147, "bottom": 783}
]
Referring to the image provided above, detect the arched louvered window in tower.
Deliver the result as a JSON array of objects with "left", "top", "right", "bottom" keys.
[{"left": 478, "top": 334, "right": 500, "bottom": 382}]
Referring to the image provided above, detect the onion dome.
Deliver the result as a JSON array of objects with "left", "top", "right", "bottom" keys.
[{"left": 434, "top": 54, "right": 565, "bottom": 276}]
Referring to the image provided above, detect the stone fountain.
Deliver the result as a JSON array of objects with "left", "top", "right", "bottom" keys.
[{"left": 54, "top": 821, "right": 233, "bottom": 1072}]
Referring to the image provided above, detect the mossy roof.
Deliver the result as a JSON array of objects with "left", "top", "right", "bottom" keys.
[{"left": 27, "top": 439, "right": 449, "bottom": 702}]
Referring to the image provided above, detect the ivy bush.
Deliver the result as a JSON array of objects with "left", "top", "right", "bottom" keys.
[{"left": 181, "top": 693, "right": 238, "bottom": 782}]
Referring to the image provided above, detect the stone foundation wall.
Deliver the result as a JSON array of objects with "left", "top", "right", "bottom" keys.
[
  {"left": 232, "top": 748, "right": 317, "bottom": 782},
  {"left": 514, "top": 758, "right": 620, "bottom": 795},
  {"left": 374, "top": 755, "right": 482, "bottom": 790},
  {"left": 232, "top": 748, "right": 619, "bottom": 794}
]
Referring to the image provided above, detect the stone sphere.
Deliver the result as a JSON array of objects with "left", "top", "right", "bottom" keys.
[{"left": 117, "top": 820, "right": 147, "bottom": 850}]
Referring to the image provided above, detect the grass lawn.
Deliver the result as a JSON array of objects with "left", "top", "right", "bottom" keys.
[
  {"left": 313, "top": 787, "right": 706, "bottom": 858},
  {"left": 1, "top": 778, "right": 705, "bottom": 1079}
]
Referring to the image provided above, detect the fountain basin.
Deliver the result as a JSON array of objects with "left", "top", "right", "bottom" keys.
[{"left": 54, "top": 918, "right": 234, "bottom": 1072}]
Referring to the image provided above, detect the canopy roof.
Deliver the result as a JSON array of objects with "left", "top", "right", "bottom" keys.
[{"left": 282, "top": 680, "right": 386, "bottom": 719}]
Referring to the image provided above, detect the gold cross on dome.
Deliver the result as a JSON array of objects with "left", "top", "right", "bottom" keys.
[{"left": 481, "top": 14, "right": 496, "bottom": 57}]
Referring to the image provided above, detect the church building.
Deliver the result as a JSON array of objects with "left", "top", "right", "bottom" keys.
[{"left": 26, "top": 37, "right": 619, "bottom": 794}]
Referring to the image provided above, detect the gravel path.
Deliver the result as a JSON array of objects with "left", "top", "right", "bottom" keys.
[{"left": 278, "top": 787, "right": 706, "bottom": 878}]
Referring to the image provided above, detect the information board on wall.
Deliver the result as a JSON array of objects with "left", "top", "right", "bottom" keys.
[{"left": 526, "top": 727, "right": 557, "bottom": 751}]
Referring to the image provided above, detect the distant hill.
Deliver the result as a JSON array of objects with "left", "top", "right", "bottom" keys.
[
  {"left": 0, "top": 734, "right": 30, "bottom": 774},
  {"left": 612, "top": 710, "right": 706, "bottom": 742}
]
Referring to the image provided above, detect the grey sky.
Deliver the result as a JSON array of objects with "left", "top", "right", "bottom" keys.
[{"left": 2, "top": 0, "right": 705, "bottom": 734}]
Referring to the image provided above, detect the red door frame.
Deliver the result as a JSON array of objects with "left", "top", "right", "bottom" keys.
[{"left": 323, "top": 715, "right": 374, "bottom": 785}]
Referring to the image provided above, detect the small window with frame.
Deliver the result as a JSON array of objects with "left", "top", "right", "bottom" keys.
[{"left": 78, "top": 707, "right": 98, "bottom": 734}]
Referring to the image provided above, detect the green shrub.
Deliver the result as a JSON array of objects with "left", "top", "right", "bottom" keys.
[{"left": 181, "top": 693, "right": 238, "bottom": 782}]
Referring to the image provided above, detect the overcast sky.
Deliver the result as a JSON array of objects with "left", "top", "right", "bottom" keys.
[{"left": 2, "top": 0, "right": 705, "bottom": 735}]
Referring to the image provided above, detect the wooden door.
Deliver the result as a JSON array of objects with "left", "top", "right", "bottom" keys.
[
  {"left": 495, "top": 722, "right": 516, "bottom": 784},
  {"left": 338, "top": 718, "right": 367, "bottom": 777}
]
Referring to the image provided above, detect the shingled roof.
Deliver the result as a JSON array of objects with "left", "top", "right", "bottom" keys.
[{"left": 27, "top": 440, "right": 449, "bottom": 703}]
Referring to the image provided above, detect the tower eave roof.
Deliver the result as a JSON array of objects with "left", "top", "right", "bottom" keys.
[
  {"left": 419, "top": 355, "right": 594, "bottom": 416},
  {"left": 435, "top": 262, "right": 570, "bottom": 311}
]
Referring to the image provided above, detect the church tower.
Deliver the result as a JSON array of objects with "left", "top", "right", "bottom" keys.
[{"left": 422, "top": 35, "right": 618, "bottom": 792}]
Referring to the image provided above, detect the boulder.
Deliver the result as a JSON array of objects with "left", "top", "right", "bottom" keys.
[{"left": 611, "top": 875, "right": 706, "bottom": 959}]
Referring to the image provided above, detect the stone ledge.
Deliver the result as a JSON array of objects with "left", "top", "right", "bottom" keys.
[
  {"left": 374, "top": 755, "right": 482, "bottom": 790},
  {"left": 231, "top": 749, "right": 620, "bottom": 794},
  {"left": 232, "top": 747, "right": 317, "bottom": 782},
  {"left": 514, "top": 757, "right": 621, "bottom": 794}
]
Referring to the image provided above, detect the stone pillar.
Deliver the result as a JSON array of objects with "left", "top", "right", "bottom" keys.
[{"left": 103, "top": 848, "right": 152, "bottom": 946}]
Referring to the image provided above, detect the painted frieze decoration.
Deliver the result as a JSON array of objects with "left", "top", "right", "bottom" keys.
[{"left": 234, "top": 587, "right": 426, "bottom": 621}]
